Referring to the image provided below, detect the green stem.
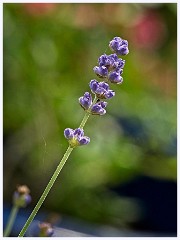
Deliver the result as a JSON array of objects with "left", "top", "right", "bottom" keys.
[
  {"left": 18, "top": 146, "right": 73, "bottom": 237},
  {"left": 18, "top": 95, "right": 98, "bottom": 237},
  {"left": 4, "top": 205, "right": 19, "bottom": 237}
]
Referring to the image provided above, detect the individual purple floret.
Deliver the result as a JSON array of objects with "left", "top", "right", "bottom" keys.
[
  {"left": 89, "top": 79, "right": 115, "bottom": 99},
  {"left": 64, "top": 128, "right": 90, "bottom": 147},
  {"left": 79, "top": 92, "right": 92, "bottom": 110},
  {"left": 93, "top": 66, "right": 108, "bottom": 78},
  {"left": 13, "top": 185, "right": 32, "bottom": 208},
  {"left": 94, "top": 53, "right": 125, "bottom": 83},
  {"left": 108, "top": 71, "right": 123, "bottom": 84},
  {"left": 98, "top": 54, "right": 111, "bottom": 68},
  {"left": 91, "top": 101, "right": 107, "bottom": 115},
  {"left": 64, "top": 128, "right": 74, "bottom": 140},
  {"left": 109, "top": 37, "right": 129, "bottom": 55}
]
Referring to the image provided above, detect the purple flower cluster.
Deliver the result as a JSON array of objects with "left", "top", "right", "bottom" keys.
[
  {"left": 94, "top": 37, "right": 129, "bottom": 84},
  {"left": 89, "top": 80, "right": 115, "bottom": 99},
  {"left": 79, "top": 91, "right": 107, "bottom": 115},
  {"left": 109, "top": 36, "right": 129, "bottom": 55},
  {"left": 13, "top": 185, "right": 31, "bottom": 208},
  {"left": 91, "top": 101, "right": 107, "bottom": 115},
  {"left": 64, "top": 128, "right": 90, "bottom": 147},
  {"left": 79, "top": 92, "right": 92, "bottom": 110},
  {"left": 64, "top": 37, "right": 129, "bottom": 147}
]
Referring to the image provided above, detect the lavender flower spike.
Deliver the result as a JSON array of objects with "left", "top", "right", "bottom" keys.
[
  {"left": 17, "top": 36, "right": 130, "bottom": 238},
  {"left": 91, "top": 101, "right": 107, "bottom": 115},
  {"left": 64, "top": 127, "right": 90, "bottom": 147},
  {"left": 109, "top": 37, "right": 129, "bottom": 55},
  {"left": 89, "top": 80, "right": 115, "bottom": 99},
  {"left": 79, "top": 92, "right": 92, "bottom": 110}
]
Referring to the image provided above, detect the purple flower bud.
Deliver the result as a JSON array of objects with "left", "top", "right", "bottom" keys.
[
  {"left": 104, "top": 91, "right": 115, "bottom": 99},
  {"left": 109, "top": 38, "right": 119, "bottom": 51},
  {"left": 97, "top": 53, "right": 125, "bottom": 73},
  {"left": 98, "top": 54, "right": 117, "bottom": 71},
  {"left": 91, "top": 101, "right": 107, "bottom": 115},
  {"left": 109, "top": 37, "right": 129, "bottom": 55},
  {"left": 89, "top": 79, "right": 99, "bottom": 92},
  {"left": 13, "top": 185, "right": 31, "bottom": 208},
  {"left": 74, "top": 128, "right": 84, "bottom": 138},
  {"left": 93, "top": 66, "right": 108, "bottom": 78},
  {"left": 108, "top": 71, "right": 123, "bottom": 84},
  {"left": 109, "top": 53, "right": 119, "bottom": 62},
  {"left": 117, "top": 46, "right": 129, "bottom": 55},
  {"left": 98, "top": 54, "right": 110, "bottom": 66},
  {"left": 117, "top": 59, "right": 125, "bottom": 69},
  {"left": 99, "top": 81, "right": 109, "bottom": 90},
  {"left": 108, "top": 54, "right": 120, "bottom": 70},
  {"left": 89, "top": 80, "right": 115, "bottom": 99},
  {"left": 79, "top": 92, "right": 92, "bottom": 110},
  {"left": 64, "top": 128, "right": 74, "bottom": 140},
  {"left": 79, "top": 136, "right": 90, "bottom": 145},
  {"left": 100, "top": 101, "right": 108, "bottom": 108},
  {"left": 64, "top": 128, "right": 90, "bottom": 147}
]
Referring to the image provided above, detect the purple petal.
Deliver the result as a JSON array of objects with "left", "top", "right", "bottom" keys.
[
  {"left": 109, "top": 53, "right": 119, "bottom": 62},
  {"left": 99, "top": 81, "right": 109, "bottom": 91},
  {"left": 108, "top": 72, "right": 123, "bottom": 84},
  {"left": 98, "top": 54, "right": 109, "bottom": 66},
  {"left": 117, "top": 46, "right": 129, "bottom": 55},
  {"left": 93, "top": 66, "right": 108, "bottom": 78},
  {"left": 84, "top": 92, "right": 92, "bottom": 99},
  {"left": 64, "top": 128, "right": 74, "bottom": 139},
  {"left": 91, "top": 101, "right": 107, "bottom": 115},
  {"left": 74, "top": 128, "right": 84, "bottom": 137},
  {"left": 100, "top": 101, "right": 108, "bottom": 108},
  {"left": 98, "top": 108, "right": 106, "bottom": 115},
  {"left": 89, "top": 79, "right": 99, "bottom": 92},
  {"left": 95, "top": 87, "right": 104, "bottom": 95},
  {"left": 79, "top": 92, "right": 92, "bottom": 110},
  {"left": 79, "top": 136, "right": 90, "bottom": 145},
  {"left": 91, "top": 104, "right": 101, "bottom": 114},
  {"left": 104, "top": 90, "right": 115, "bottom": 99}
]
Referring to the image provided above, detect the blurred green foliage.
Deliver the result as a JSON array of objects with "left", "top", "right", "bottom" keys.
[{"left": 4, "top": 3, "right": 177, "bottom": 228}]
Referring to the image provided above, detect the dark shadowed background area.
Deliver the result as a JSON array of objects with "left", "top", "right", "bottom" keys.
[{"left": 3, "top": 3, "right": 177, "bottom": 237}]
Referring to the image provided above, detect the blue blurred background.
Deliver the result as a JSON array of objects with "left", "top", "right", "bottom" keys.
[{"left": 3, "top": 3, "right": 177, "bottom": 237}]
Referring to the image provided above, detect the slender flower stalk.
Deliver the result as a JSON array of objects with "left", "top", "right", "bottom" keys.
[
  {"left": 18, "top": 36, "right": 129, "bottom": 237},
  {"left": 4, "top": 185, "right": 31, "bottom": 237},
  {"left": 18, "top": 146, "right": 73, "bottom": 237},
  {"left": 4, "top": 205, "right": 19, "bottom": 237},
  {"left": 19, "top": 109, "right": 92, "bottom": 237}
]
